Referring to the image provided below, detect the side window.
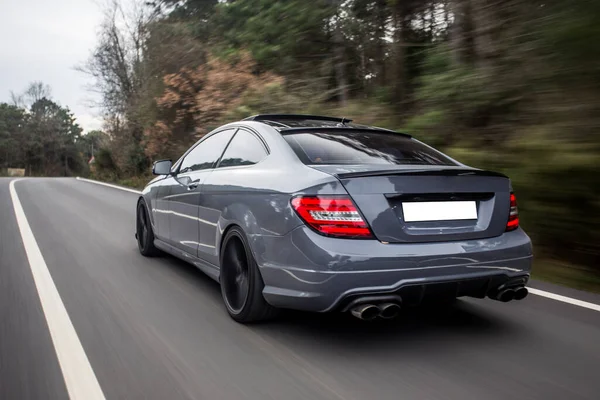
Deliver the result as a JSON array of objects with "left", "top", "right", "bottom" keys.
[
  {"left": 178, "top": 129, "right": 236, "bottom": 173},
  {"left": 218, "top": 129, "right": 268, "bottom": 168}
]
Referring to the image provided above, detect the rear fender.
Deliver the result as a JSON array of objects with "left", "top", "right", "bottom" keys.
[
  {"left": 216, "top": 203, "right": 267, "bottom": 268},
  {"left": 215, "top": 179, "right": 351, "bottom": 268}
]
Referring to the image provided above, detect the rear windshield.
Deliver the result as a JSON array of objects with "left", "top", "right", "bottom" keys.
[{"left": 283, "top": 131, "right": 457, "bottom": 166}]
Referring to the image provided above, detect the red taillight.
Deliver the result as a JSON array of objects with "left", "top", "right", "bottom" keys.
[
  {"left": 506, "top": 193, "right": 519, "bottom": 231},
  {"left": 291, "top": 196, "right": 373, "bottom": 238}
]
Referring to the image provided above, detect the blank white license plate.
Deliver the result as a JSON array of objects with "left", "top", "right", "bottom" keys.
[{"left": 402, "top": 201, "right": 477, "bottom": 222}]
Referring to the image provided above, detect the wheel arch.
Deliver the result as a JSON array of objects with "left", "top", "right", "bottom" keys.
[
  {"left": 218, "top": 220, "right": 265, "bottom": 270},
  {"left": 137, "top": 194, "right": 157, "bottom": 231},
  {"left": 216, "top": 204, "right": 268, "bottom": 282}
]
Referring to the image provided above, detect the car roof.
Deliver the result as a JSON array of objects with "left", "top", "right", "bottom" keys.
[{"left": 242, "top": 114, "right": 406, "bottom": 135}]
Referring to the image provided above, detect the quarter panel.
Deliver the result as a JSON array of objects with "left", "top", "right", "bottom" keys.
[{"left": 199, "top": 159, "right": 347, "bottom": 267}]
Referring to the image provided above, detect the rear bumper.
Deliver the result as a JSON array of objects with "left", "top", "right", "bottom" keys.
[{"left": 254, "top": 226, "right": 533, "bottom": 312}]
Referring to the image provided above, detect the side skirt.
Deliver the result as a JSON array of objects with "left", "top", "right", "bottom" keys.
[{"left": 154, "top": 239, "right": 221, "bottom": 282}]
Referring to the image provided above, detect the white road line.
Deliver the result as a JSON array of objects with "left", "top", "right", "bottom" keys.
[
  {"left": 73, "top": 177, "right": 600, "bottom": 314},
  {"left": 527, "top": 287, "right": 600, "bottom": 312},
  {"left": 75, "top": 176, "right": 142, "bottom": 194},
  {"left": 10, "top": 179, "right": 106, "bottom": 400}
]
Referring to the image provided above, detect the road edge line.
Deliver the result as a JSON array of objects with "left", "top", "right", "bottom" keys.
[
  {"left": 9, "top": 179, "right": 106, "bottom": 400},
  {"left": 527, "top": 287, "right": 600, "bottom": 312},
  {"left": 75, "top": 176, "right": 142, "bottom": 194}
]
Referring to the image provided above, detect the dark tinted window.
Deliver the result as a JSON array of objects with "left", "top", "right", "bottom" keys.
[
  {"left": 179, "top": 129, "right": 236, "bottom": 173},
  {"left": 218, "top": 129, "right": 267, "bottom": 168},
  {"left": 283, "top": 131, "right": 456, "bottom": 166}
]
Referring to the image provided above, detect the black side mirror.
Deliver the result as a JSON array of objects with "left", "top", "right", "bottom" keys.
[{"left": 152, "top": 159, "right": 172, "bottom": 176}]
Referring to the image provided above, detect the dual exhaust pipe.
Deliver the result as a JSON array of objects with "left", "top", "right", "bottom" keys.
[
  {"left": 490, "top": 286, "right": 528, "bottom": 302},
  {"left": 351, "top": 286, "right": 528, "bottom": 319},
  {"left": 350, "top": 303, "right": 401, "bottom": 320}
]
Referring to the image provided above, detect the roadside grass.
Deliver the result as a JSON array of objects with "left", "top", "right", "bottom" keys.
[
  {"left": 532, "top": 259, "right": 600, "bottom": 294},
  {"left": 116, "top": 176, "right": 151, "bottom": 190},
  {"left": 87, "top": 172, "right": 151, "bottom": 191}
]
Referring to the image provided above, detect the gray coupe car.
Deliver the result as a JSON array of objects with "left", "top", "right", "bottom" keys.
[{"left": 136, "top": 114, "right": 532, "bottom": 322}]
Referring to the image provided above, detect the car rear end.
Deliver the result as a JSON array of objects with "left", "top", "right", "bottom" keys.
[{"left": 257, "top": 127, "right": 532, "bottom": 315}]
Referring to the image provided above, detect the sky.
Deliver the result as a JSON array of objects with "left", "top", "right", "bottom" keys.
[{"left": 0, "top": 0, "right": 105, "bottom": 132}]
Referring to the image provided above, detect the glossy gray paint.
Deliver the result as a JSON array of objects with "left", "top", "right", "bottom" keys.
[{"left": 139, "top": 121, "right": 533, "bottom": 312}]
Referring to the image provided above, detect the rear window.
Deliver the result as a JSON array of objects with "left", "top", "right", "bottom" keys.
[{"left": 283, "top": 131, "right": 456, "bottom": 166}]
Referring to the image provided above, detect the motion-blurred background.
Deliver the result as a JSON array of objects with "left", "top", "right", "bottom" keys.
[{"left": 1, "top": 0, "right": 598, "bottom": 291}]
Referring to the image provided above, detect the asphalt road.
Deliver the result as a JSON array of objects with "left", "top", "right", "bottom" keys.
[{"left": 1, "top": 177, "right": 600, "bottom": 400}]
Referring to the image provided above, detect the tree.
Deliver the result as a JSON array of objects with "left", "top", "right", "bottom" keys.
[
  {"left": 0, "top": 103, "right": 27, "bottom": 169},
  {"left": 450, "top": 0, "right": 475, "bottom": 65},
  {"left": 78, "top": 0, "right": 153, "bottom": 174},
  {"left": 26, "top": 98, "right": 84, "bottom": 176},
  {"left": 214, "top": 0, "right": 335, "bottom": 87},
  {"left": 1, "top": 83, "right": 85, "bottom": 177},
  {"left": 331, "top": 1, "right": 349, "bottom": 106},
  {"left": 151, "top": 0, "right": 218, "bottom": 22},
  {"left": 79, "top": 130, "right": 110, "bottom": 161},
  {"left": 145, "top": 52, "right": 282, "bottom": 160},
  {"left": 10, "top": 81, "right": 52, "bottom": 109}
]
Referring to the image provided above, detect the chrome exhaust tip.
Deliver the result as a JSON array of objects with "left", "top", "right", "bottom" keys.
[
  {"left": 498, "top": 288, "right": 515, "bottom": 302},
  {"left": 378, "top": 303, "right": 401, "bottom": 319},
  {"left": 513, "top": 287, "right": 528, "bottom": 300},
  {"left": 350, "top": 304, "right": 380, "bottom": 321}
]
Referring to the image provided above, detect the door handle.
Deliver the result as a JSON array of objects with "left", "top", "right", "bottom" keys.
[{"left": 187, "top": 180, "right": 200, "bottom": 190}]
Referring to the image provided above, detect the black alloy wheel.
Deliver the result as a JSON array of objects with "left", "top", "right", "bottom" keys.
[
  {"left": 221, "top": 236, "right": 250, "bottom": 313},
  {"left": 137, "top": 201, "right": 160, "bottom": 256},
  {"left": 220, "top": 227, "right": 278, "bottom": 323}
]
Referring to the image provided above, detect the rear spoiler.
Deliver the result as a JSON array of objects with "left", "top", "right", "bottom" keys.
[
  {"left": 334, "top": 168, "right": 507, "bottom": 180},
  {"left": 244, "top": 114, "right": 351, "bottom": 123},
  {"left": 279, "top": 127, "right": 410, "bottom": 137}
]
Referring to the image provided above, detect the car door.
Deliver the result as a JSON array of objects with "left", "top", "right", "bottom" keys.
[
  {"left": 166, "top": 128, "right": 237, "bottom": 255},
  {"left": 197, "top": 128, "right": 269, "bottom": 265},
  {"left": 151, "top": 177, "right": 173, "bottom": 241},
  {"left": 151, "top": 155, "right": 186, "bottom": 242}
]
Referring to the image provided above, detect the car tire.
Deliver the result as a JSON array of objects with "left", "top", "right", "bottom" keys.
[
  {"left": 136, "top": 200, "right": 160, "bottom": 257},
  {"left": 220, "top": 227, "right": 279, "bottom": 323}
]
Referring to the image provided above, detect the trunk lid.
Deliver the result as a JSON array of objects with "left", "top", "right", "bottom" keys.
[{"left": 312, "top": 165, "right": 511, "bottom": 243}]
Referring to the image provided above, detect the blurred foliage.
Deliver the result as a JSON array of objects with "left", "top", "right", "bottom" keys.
[
  {"left": 145, "top": 52, "right": 283, "bottom": 161},
  {"left": 533, "top": 260, "right": 600, "bottom": 294},
  {"left": 79, "top": 0, "right": 600, "bottom": 289},
  {"left": 213, "top": 0, "right": 333, "bottom": 74},
  {"left": 445, "top": 135, "right": 600, "bottom": 268},
  {"left": 95, "top": 148, "right": 117, "bottom": 172}
]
